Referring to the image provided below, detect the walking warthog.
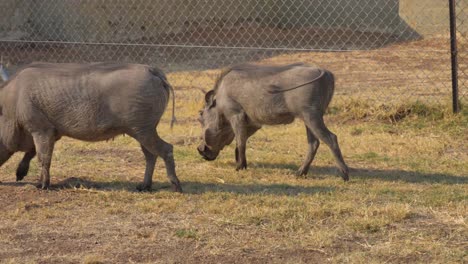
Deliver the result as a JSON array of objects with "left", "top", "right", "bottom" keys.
[
  {"left": 0, "top": 62, "right": 182, "bottom": 191},
  {"left": 197, "top": 63, "right": 349, "bottom": 181}
]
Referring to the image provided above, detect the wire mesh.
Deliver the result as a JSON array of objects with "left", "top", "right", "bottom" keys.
[
  {"left": 0, "top": 0, "right": 464, "bottom": 107},
  {"left": 457, "top": 0, "right": 467, "bottom": 101}
]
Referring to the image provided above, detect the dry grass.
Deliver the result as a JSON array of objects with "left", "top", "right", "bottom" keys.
[{"left": 0, "top": 38, "right": 467, "bottom": 263}]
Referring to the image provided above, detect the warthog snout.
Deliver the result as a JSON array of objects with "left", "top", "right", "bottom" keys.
[{"left": 197, "top": 144, "right": 218, "bottom": 161}]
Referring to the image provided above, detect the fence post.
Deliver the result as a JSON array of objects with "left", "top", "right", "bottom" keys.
[{"left": 449, "top": 0, "right": 460, "bottom": 113}]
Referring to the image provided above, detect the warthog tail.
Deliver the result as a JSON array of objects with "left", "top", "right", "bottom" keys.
[
  {"left": 149, "top": 67, "right": 176, "bottom": 129},
  {"left": 268, "top": 69, "right": 326, "bottom": 94}
]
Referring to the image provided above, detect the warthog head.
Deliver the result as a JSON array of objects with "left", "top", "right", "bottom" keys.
[{"left": 197, "top": 90, "right": 235, "bottom": 161}]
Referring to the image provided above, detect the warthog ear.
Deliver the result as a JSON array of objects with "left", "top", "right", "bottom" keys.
[{"left": 205, "top": 90, "right": 216, "bottom": 108}]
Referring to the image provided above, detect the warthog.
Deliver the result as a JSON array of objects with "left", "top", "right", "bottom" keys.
[
  {"left": 197, "top": 63, "right": 349, "bottom": 181},
  {"left": 0, "top": 62, "right": 182, "bottom": 191}
]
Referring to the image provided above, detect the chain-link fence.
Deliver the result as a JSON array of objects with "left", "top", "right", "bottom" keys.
[
  {"left": 457, "top": 0, "right": 468, "bottom": 103},
  {"left": 0, "top": 0, "right": 466, "bottom": 108}
]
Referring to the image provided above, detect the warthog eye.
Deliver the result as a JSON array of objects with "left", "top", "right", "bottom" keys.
[{"left": 198, "top": 110, "right": 204, "bottom": 124}]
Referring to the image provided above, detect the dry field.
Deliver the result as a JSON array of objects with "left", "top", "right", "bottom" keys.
[{"left": 0, "top": 38, "right": 467, "bottom": 263}]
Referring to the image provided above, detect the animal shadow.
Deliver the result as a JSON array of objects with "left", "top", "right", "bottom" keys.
[
  {"left": 252, "top": 162, "right": 467, "bottom": 184},
  {"left": 0, "top": 176, "right": 335, "bottom": 196}
]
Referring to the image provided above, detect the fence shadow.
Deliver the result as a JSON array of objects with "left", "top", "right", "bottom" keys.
[{"left": 178, "top": 181, "right": 335, "bottom": 195}]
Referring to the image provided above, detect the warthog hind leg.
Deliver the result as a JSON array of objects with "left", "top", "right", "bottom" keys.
[
  {"left": 137, "top": 145, "right": 157, "bottom": 192},
  {"left": 32, "top": 130, "right": 56, "bottom": 189},
  {"left": 303, "top": 112, "right": 349, "bottom": 181},
  {"left": 297, "top": 126, "right": 320, "bottom": 177},
  {"left": 134, "top": 131, "right": 182, "bottom": 192}
]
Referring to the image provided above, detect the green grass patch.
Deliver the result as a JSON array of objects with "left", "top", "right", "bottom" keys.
[{"left": 175, "top": 229, "right": 199, "bottom": 240}]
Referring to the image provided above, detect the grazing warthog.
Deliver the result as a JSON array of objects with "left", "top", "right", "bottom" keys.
[
  {"left": 0, "top": 62, "right": 182, "bottom": 191},
  {"left": 197, "top": 63, "right": 349, "bottom": 181}
]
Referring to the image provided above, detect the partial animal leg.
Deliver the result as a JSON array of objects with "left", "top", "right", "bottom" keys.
[
  {"left": 0, "top": 151, "right": 13, "bottom": 168},
  {"left": 229, "top": 113, "right": 249, "bottom": 171},
  {"left": 297, "top": 126, "right": 320, "bottom": 177},
  {"left": 16, "top": 149, "right": 36, "bottom": 181},
  {"left": 303, "top": 113, "right": 349, "bottom": 181},
  {"left": 235, "top": 125, "right": 260, "bottom": 164},
  {"left": 32, "top": 131, "right": 56, "bottom": 189},
  {"left": 137, "top": 144, "right": 157, "bottom": 191},
  {"left": 134, "top": 130, "right": 182, "bottom": 192}
]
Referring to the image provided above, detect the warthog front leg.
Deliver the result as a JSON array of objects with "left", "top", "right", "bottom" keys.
[
  {"left": 0, "top": 151, "right": 13, "bottom": 169},
  {"left": 134, "top": 131, "right": 182, "bottom": 192},
  {"left": 234, "top": 125, "right": 260, "bottom": 164},
  {"left": 297, "top": 126, "right": 320, "bottom": 177},
  {"left": 230, "top": 113, "right": 249, "bottom": 171},
  {"left": 31, "top": 131, "right": 56, "bottom": 189},
  {"left": 303, "top": 112, "right": 349, "bottom": 181},
  {"left": 16, "top": 149, "right": 36, "bottom": 181}
]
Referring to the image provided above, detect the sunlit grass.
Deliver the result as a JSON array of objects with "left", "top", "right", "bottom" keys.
[{"left": 0, "top": 52, "right": 466, "bottom": 262}]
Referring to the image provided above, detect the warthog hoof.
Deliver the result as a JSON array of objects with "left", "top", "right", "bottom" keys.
[
  {"left": 342, "top": 174, "right": 349, "bottom": 182},
  {"left": 341, "top": 168, "right": 350, "bottom": 182},
  {"left": 16, "top": 165, "right": 29, "bottom": 182},
  {"left": 136, "top": 183, "right": 152, "bottom": 192},
  {"left": 172, "top": 182, "right": 183, "bottom": 193},
  {"left": 36, "top": 183, "right": 50, "bottom": 190},
  {"left": 296, "top": 167, "right": 309, "bottom": 178},
  {"left": 16, "top": 172, "right": 26, "bottom": 182},
  {"left": 236, "top": 163, "right": 247, "bottom": 171}
]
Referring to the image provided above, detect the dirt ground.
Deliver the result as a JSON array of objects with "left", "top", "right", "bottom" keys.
[{"left": 0, "top": 35, "right": 467, "bottom": 263}]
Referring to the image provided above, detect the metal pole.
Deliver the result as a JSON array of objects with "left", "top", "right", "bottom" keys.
[
  {"left": 0, "top": 55, "right": 9, "bottom": 81},
  {"left": 449, "top": 0, "right": 460, "bottom": 113}
]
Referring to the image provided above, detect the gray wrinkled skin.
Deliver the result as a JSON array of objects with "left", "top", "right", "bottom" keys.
[
  {"left": 0, "top": 62, "right": 182, "bottom": 192},
  {"left": 198, "top": 63, "right": 349, "bottom": 181}
]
